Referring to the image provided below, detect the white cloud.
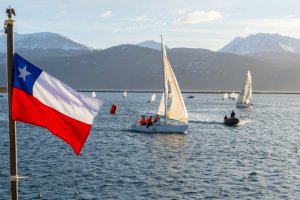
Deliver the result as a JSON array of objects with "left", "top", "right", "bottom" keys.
[
  {"left": 101, "top": 10, "right": 113, "bottom": 18},
  {"left": 174, "top": 10, "right": 223, "bottom": 25}
]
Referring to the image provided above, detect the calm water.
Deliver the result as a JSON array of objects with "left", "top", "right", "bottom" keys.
[{"left": 1, "top": 92, "right": 300, "bottom": 199}]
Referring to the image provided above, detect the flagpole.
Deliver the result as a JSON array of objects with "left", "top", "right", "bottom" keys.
[{"left": 5, "top": 6, "right": 18, "bottom": 200}]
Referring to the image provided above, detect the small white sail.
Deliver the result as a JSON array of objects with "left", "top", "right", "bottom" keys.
[
  {"left": 123, "top": 91, "right": 127, "bottom": 98},
  {"left": 223, "top": 92, "right": 228, "bottom": 99},
  {"left": 92, "top": 91, "right": 96, "bottom": 97},
  {"left": 150, "top": 93, "right": 156, "bottom": 102},
  {"left": 229, "top": 92, "right": 234, "bottom": 99},
  {"left": 237, "top": 70, "right": 253, "bottom": 108},
  {"left": 235, "top": 93, "right": 239, "bottom": 99},
  {"left": 157, "top": 78, "right": 168, "bottom": 116}
]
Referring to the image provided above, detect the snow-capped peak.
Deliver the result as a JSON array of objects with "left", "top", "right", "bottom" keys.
[
  {"left": 0, "top": 31, "right": 92, "bottom": 53},
  {"left": 219, "top": 33, "right": 300, "bottom": 55}
]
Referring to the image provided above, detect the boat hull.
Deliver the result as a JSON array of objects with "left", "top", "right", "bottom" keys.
[
  {"left": 130, "top": 123, "right": 188, "bottom": 133},
  {"left": 224, "top": 117, "right": 239, "bottom": 126},
  {"left": 236, "top": 103, "right": 253, "bottom": 108}
]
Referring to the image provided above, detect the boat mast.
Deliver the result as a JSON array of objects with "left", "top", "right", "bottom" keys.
[{"left": 161, "top": 35, "right": 167, "bottom": 124}]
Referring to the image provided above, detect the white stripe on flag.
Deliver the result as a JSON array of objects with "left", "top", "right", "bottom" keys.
[{"left": 33, "top": 72, "right": 102, "bottom": 124}]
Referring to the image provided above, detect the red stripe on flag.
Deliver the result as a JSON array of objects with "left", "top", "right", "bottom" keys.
[{"left": 12, "top": 87, "right": 92, "bottom": 155}]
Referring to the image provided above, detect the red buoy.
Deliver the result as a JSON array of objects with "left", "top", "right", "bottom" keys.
[{"left": 110, "top": 104, "right": 118, "bottom": 114}]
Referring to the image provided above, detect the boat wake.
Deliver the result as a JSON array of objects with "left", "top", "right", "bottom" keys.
[
  {"left": 189, "top": 120, "right": 223, "bottom": 125},
  {"left": 238, "top": 120, "right": 253, "bottom": 125}
]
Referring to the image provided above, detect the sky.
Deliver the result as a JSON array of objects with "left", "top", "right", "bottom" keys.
[{"left": 1, "top": 0, "right": 300, "bottom": 51}]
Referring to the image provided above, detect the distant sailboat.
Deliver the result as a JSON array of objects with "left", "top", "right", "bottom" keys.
[
  {"left": 148, "top": 93, "right": 156, "bottom": 103},
  {"left": 123, "top": 91, "right": 127, "bottom": 98},
  {"left": 229, "top": 92, "right": 236, "bottom": 100},
  {"left": 222, "top": 92, "right": 228, "bottom": 100},
  {"left": 92, "top": 91, "right": 97, "bottom": 97},
  {"left": 131, "top": 36, "right": 188, "bottom": 133},
  {"left": 236, "top": 70, "right": 253, "bottom": 108}
]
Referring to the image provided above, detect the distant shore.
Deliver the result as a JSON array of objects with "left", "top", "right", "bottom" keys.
[
  {"left": 78, "top": 89, "right": 300, "bottom": 95},
  {"left": 1, "top": 87, "right": 299, "bottom": 94}
]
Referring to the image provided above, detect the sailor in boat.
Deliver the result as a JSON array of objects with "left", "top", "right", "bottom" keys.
[
  {"left": 154, "top": 115, "right": 160, "bottom": 123},
  {"left": 231, "top": 110, "right": 235, "bottom": 118},
  {"left": 139, "top": 116, "right": 146, "bottom": 125},
  {"left": 146, "top": 116, "right": 153, "bottom": 128},
  {"left": 224, "top": 115, "right": 228, "bottom": 122}
]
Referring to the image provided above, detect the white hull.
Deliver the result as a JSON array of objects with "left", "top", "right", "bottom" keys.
[
  {"left": 130, "top": 123, "right": 188, "bottom": 133},
  {"left": 236, "top": 103, "right": 253, "bottom": 108}
]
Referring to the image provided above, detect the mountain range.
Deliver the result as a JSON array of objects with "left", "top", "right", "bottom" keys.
[{"left": 1, "top": 32, "right": 300, "bottom": 92}]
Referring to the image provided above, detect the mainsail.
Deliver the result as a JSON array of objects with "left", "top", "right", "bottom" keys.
[
  {"left": 237, "top": 70, "right": 252, "bottom": 105},
  {"left": 156, "top": 37, "right": 188, "bottom": 123}
]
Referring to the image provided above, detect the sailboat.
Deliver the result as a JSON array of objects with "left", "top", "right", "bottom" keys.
[
  {"left": 130, "top": 36, "right": 188, "bottom": 133},
  {"left": 236, "top": 70, "right": 253, "bottom": 108},
  {"left": 92, "top": 91, "right": 97, "bottom": 97},
  {"left": 147, "top": 93, "right": 156, "bottom": 103},
  {"left": 229, "top": 92, "right": 236, "bottom": 100},
  {"left": 222, "top": 92, "right": 228, "bottom": 100},
  {"left": 123, "top": 91, "right": 127, "bottom": 98}
]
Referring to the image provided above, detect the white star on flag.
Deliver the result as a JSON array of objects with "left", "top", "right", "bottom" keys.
[{"left": 18, "top": 66, "right": 31, "bottom": 81}]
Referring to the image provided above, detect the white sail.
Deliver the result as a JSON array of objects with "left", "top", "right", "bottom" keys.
[
  {"left": 92, "top": 91, "right": 96, "bottom": 97},
  {"left": 157, "top": 77, "right": 169, "bottom": 116},
  {"left": 235, "top": 93, "right": 239, "bottom": 99},
  {"left": 237, "top": 70, "right": 253, "bottom": 107},
  {"left": 123, "top": 91, "right": 127, "bottom": 98},
  {"left": 157, "top": 92, "right": 167, "bottom": 116},
  {"left": 223, "top": 92, "right": 228, "bottom": 99},
  {"left": 156, "top": 39, "right": 188, "bottom": 123},
  {"left": 150, "top": 93, "right": 156, "bottom": 102},
  {"left": 230, "top": 92, "right": 235, "bottom": 99}
]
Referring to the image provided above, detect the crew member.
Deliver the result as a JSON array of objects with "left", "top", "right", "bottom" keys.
[
  {"left": 154, "top": 115, "right": 160, "bottom": 123},
  {"left": 139, "top": 116, "right": 146, "bottom": 125},
  {"left": 146, "top": 116, "right": 153, "bottom": 127},
  {"left": 224, "top": 115, "right": 228, "bottom": 121},
  {"left": 231, "top": 110, "right": 235, "bottom": 118}
]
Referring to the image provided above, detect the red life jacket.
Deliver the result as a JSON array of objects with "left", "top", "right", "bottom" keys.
[
  {"left": 147, "top": 117, "right": 153, "bottom": 124},
  {"left": 140, "top": 118, "right": 146, "bottom": 125}
]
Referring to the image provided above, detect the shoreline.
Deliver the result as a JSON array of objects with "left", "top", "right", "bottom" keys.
[
  {"left": 1, "top": 88, "right": 300, "bottom": 95},
  {"left": 78, "top": 89, "right": 300, "bottom": 95}
]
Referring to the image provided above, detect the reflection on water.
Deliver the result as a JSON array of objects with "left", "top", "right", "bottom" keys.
[{"left": 154, "top": 134, "right": 186, "bottom": 150}]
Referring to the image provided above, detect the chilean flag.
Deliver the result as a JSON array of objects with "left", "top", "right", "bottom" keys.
[{"left": 12, "top": 54, "right": 103, "bottom": 155}]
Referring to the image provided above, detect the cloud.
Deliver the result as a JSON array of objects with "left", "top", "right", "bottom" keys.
[
  {"left": 101, "top": 10, "right": 113, "bottom": 18},
  {"left": 174, "top": 10, "right": 223, "bottom": 25}
]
